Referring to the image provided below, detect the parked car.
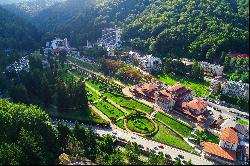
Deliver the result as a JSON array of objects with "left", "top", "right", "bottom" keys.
[
  {"left": 165, "top": 154, "right": 172, "bottom": 159},
  {"left": 178, "top": 154, "right": 184, "bottom": 159},
  {"left": 158, "top": 145, "right": 164, "bottom": 149}
]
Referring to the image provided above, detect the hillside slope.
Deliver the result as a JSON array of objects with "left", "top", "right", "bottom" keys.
[{"left": 0, "top": 6, "right": 40, "bottom": 50}]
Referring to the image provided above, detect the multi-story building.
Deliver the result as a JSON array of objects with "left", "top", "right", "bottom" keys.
[
  {"left": 222, "top": 81, "right": 249, "bottom": 100},
  {"left": 131, "top": 83, "right": 158, "bottom": 101},
  {"left": 44, "top": 38, "right": 70, "bottom": 55},
  {"left": 219, "top": 128, "right": 239, "bottom": 151},
  {"left": 140, "top": 54, "right": 162, "bottom": 73},
  {"left": 155, "top": 84, "right": 193, "bottom": 112},
  {"left": 201, "top": 127, "right": 239, "bottom": 164},
  {"left": 200, "top": 61, "right": 224, "bottom": 77}
]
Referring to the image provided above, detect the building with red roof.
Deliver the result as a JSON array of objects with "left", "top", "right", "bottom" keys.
[{"left": 219, "top": 128, "right": 239, "bottom": 151}]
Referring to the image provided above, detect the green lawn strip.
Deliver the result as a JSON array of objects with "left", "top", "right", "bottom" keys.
[
  {"left": 86, "top": 80, "right": 102, "bottom": 91},
  {"left": 155, "top": 112, "right": 193, "bottom": 138},
  {"left": 158, "top": 75, "right": 210, "bottom": 97},
  {"left": 152, "top": 122, "right": 195, "bottom": 153},
  {"left": 193, "top": 130, "right": 220, "bottom": 144},
  {"left": 95, "top": 100, "right": 125, "bottom": 120},
  {"left": 104, "top": 92, "right": 153, "bottom": 114},
  {"left": 236, "top": 119, "right": 249, "bottom": 126},
  {"left": 86, "top": 86, "right": 100, "bottom": 103},
  {"left": 127, "top": 116, "right": 155, "bottom": 134},
  {"left": 68, "top": 56, "right": 100, "bottom": 72},
  {"left": 115, "top": 119, "right": 125, "bottom": 129}
]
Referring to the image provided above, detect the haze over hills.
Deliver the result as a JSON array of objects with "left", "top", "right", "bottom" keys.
[{"left": 1, "top": 0, "right": 249, "bottom": 61}]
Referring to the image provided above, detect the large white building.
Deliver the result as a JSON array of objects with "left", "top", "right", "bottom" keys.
[
  {"left": 200, "top": 61, "right": 224, "bottom": 77},
  {"left": 140, "top": 54, "right": 162, "bottom": 72},
  {"left": 222, "top": 81, "right": 249, "bottom": 100},
  {"left": 44, "top": 38, "right": 70, "bottom": 55}
]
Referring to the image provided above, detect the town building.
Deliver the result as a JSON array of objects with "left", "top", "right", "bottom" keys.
[
  {"left": 200, "top": 61, "right": 224, "bottom": 77},
  {"left": 201, "top": 127, "right": 239, "bottom": 164},
  {"left": 83, "top": 40, "right": 93, "bottom": 49},
  {"left": 176, "top": 98, "right": 209, "bottom": 124},
  {"left": 97, "top": 27, "right": 122, "bottom": 50},
  {"left": 131, "top": 83, "right": 159, "bottom": 101},
  {"left": 140, "top": 54, "right": 162, "bottom": 73},
  {"left": 221, "top": 81, "right": 249, "bottom": 100},
  {"left": 219, "top": 128, "right": 239, "bottom": 151},
  {"left": 44, "top": 38, "right": 70, "bottom": 56}
]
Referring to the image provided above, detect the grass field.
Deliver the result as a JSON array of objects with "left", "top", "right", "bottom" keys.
[
  {"left": 158, "top": 75, "right": 210, "bottom": 97},
  {"left": 155, "top": 112, "right": 193, "bottom": 137},
  {"left": 105, "top": 92, "right": 153, "bottom": 114},
  {"left": 95, "top": 100, "right": 125, "bottom": 120},
  {"left": 86, "top": 86, "right": 100, "bottom": 103},
  {"left": 115, "top": 119, "right": 125, "bottom": 129},
  {"left": 152, "top": 123, "right": 195, "bottom": 153},
  {"left": 127, "top": 116, "right": 155, "bottom": 133},
  {"left": 236, "top": 119, "right": 249, "bottom": 126}
]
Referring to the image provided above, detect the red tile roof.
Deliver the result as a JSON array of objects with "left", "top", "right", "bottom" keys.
[
  {"left": 220, "top": 128, "right": 239, "bottom": 144},
  {"left": 143, "top": 83, "right": 157, "bottom": 92},
  {"left": 200, "top": 142, "right": 237, "bottom": 161},
  {"left": 185, "top": 98, "right": 208, "bottom": 112}
]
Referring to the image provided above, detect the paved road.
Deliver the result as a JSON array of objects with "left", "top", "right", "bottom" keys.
[{"left": 52, "top": 119, "right": 214, "bottom": 165}]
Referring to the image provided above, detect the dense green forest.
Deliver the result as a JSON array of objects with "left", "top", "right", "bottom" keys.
[
  {"left": 2, "top": 0, "right": 249, "bottom": 61},
  {"left": 123, "top": 0, "right": 249, "bottom": 61},
  {"left": 0, "top": 6, "right": 40, "bottom": 51},
  {"left": 0, "top": 99, "right": 183, "bottom": 165}
]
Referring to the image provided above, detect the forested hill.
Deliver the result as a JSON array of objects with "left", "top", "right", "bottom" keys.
[
  {"left": 0, "top": 6, "right": 40, "bottom": 50},
  {"left": 32, "top": 0, "right": 153, "bottom": 46},
  {"left": 1, "top": 0, "right": 249, "bottom": 61},
  {"left": 123, "top": 0, "right": 249, "bottom": 61}
]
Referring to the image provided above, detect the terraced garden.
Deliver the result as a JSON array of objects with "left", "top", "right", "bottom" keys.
[
  {"left": 152, "top": 123, "right": 195, "bottom": 153},
  {"left": 126, "top": 115, "right": 155, "bottom": 134},
  {"left": 67, "top": 56, "right": 100, "bottom": 72},
  {"left": 95, "top": 100, "right": 125, "bottom": 120},
  {"left": 67, "top": 59, "right": 197, "bottom": 153},
  {"left": 155, "top": 112, "right": 193, "bottom": 137}
]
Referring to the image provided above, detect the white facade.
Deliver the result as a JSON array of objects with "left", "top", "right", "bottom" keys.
[
  {"left": 222, "top": 81, "right": 249, "bottom": 100},
  {"left": 140, "top": 54, "right": 162, "bottom": 72},
  {"left": 200, "top": 62, "right": 224, "bottom": 77},
  {"left": 155, "top": 97, "right": 175, "bottom": 112},
  {"left": 219, "top": 140, "right": 238, "bottom": 151}
]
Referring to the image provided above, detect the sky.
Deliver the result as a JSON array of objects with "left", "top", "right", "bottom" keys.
[{"left": 0, "top": 0, "right": 23, "bottom": 4}]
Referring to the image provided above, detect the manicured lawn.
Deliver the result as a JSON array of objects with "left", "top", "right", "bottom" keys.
[
  {"left": 158, "top": 75, "right": 210, "bottom": 97},
  {"left": 127, "top": 116, "right": 155, "bottom": 134},
  {"left": 152, "top": 123, "right": 195, "bottom": 153},
  {"left": 115, "top": 119, "right": 125, "bottom": 129},
  {"left": 105, "top": 93, "right": 153, "bottom": 114},
  {"left": 86, "top": 86, "right": 100, "bottom": 102},
  {"left": 86, "top": 80, "right": 103, "bottom": 91},
  {"left": 155, "top": 112, "right": 193, "bottom": 137},
  {"left": 68, "top": 56, "right": 100, "bottom": 72},
  {"left": 236, "top": 119, "right": 249, "bottom": 126},
  {"left": 95, "top": 100, "right": 125, "bottom": 120}
]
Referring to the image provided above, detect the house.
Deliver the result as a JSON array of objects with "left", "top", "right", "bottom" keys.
[
  {"left": 155, "top": 84, "right": 193, "bottom": 112},
  {"left": 140, "top": 54, "right": 162, "bottom": 72},
  {"left": 221, "top": 81, "right": 249, "bottom": 100},
  {"left": 200, "top": 127, "right": 239, "bottom": 164},
  {"left": 131, "top": 83, "right": 158, "bottom": 101},
  {"left": 200, "top": 142, "right": 237, "bottom": 164},
  {"left": 44, "top": 38, "right": 70, "bottom": 56},
  {"left": 200, "top": 62, "right": 224, "bottom": 77},
  {"left": 233, "top": 124, "right": 249, "bottom": 140},
  {"left": 175, "top": 98, "right": 209, "bottom": 124},
  {"left": 219, "top": 128, "right": 239, "bottom": 151}
]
